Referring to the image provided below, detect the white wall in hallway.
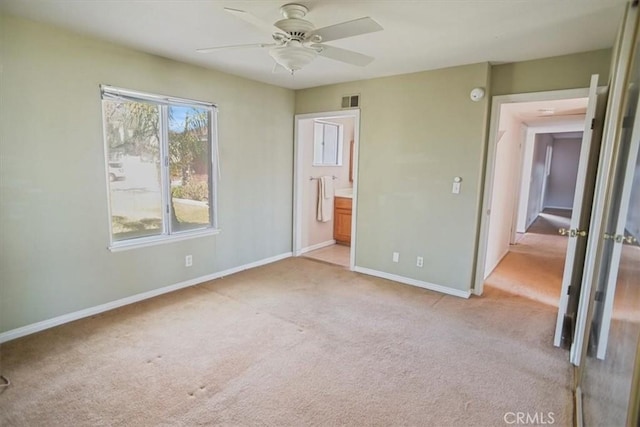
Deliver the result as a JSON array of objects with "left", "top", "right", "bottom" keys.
[{"left": 484, "top": 107, "right": 522, "bottom": 278}]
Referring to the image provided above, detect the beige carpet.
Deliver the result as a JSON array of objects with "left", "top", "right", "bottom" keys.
[
  {"left": 486, "top": 230, "right": 567, "bottom": 308},
  {"left": 526, "top": 209, "right": 572, "bottom": 236},
  {"left": 0, "top": 258, "right": 572, "bottom": 426},
  {"left": 487, "top": 210, "right": 640, "bottom": 322},
  {"left": 486, "top": 209, "right": 570, "bottom": 308}
]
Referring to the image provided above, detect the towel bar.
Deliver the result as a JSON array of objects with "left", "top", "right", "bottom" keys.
[{"left": 310, "top": 175, "right": 338, "bottom": 180}]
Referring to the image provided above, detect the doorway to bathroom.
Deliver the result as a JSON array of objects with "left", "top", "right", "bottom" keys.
[{"left": 293, "top": 109, "right": 360, "bottom": 270}]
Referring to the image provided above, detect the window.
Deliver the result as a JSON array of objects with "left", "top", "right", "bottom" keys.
[
  {"left": 313, "top": 120, "right": 343, "bottom": 166},
  {"left": 101, "top": 86, "right": 218, "bottom": 249}
]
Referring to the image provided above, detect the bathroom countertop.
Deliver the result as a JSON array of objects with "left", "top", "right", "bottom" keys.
[{"left": 334, "top": 188, "right": 353, "bottom": 198}]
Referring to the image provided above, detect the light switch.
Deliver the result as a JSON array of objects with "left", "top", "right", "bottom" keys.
[{"left": 452, "top": 176, "right": 462, "bottom": 194}]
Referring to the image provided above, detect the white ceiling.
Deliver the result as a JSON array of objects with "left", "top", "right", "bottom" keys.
[
  {"left": 503, "top": 97, "right": 589, "bottom": 122},
  {"left": 1, "top": 0, "right": 628, "bottom": 90}
]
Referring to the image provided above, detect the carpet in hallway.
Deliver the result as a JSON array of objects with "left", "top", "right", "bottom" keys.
[{"left": 485, "top": 231, "right": 567, "bottom": 308}]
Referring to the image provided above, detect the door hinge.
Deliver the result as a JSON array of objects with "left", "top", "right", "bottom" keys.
[
  {"left": 591, "top": 118, "right": 596, "bottom": 130},
  {"left": 595, "top": 290, "right": 604, "bottom": 302}
]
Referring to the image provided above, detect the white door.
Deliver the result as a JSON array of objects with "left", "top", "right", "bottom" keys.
[
  {"left": 592, "top": 84, "right": 640, "bottom": 360},
  {"left": 553, "top": 74, "right": 602, "bottom": 347}
]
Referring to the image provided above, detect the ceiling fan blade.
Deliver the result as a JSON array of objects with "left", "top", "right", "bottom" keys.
[
  {"left": 314, "top": 44, "right": 374, "bottom": 67},
  {"left": 308, "top": 17, "right": 383, "bottom": 43},
  {"left": 224, "top": 7, "right": 283, "bottom": 35},
  {"left": 196, "top": 43, "right": 276, "bottom": 53}
]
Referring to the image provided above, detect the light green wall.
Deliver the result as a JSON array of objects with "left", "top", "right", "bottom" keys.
[
  {"left": 296, "top": 63, "right": 492, "bottom": 292},
  {"left": 0, "top": 15, "right": 295, "bottom": 333},
  {"left": 0, "top": 12, "right": 615, "bottom": 333},
  {"left": 295, "top": 49, "right": 611, "bottom": 293},
  {"left": 491, "top": 49, "right": 612, "bottom": 96}
]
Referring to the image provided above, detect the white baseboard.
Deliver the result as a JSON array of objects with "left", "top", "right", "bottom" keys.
[
  {"left": 354, "top": 266, "right": 471, "bottom": 299},
  {"left": 0, "top": 252, "right": 292, "bottom": 344},
  {"left": 298, "top": 240, "right": 336, "bottom": 255}
]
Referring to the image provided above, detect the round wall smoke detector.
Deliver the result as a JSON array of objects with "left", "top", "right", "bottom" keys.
[{"left": 470, "top": 87, "right": 485, "bottom": 102}]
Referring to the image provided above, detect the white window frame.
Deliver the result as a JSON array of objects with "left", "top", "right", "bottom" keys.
[
  {"left": 100, "top": 85, "right": 220, "bottom": 251},
  {"left": 312, "top": 120, "right": 343, "bottom": 166}
]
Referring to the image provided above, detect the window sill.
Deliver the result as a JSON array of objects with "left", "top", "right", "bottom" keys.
[{"left": 108, "top": 228, "right": 221, "bottom": 252}]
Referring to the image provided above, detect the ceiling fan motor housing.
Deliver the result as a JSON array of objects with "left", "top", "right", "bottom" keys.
[
  {"left": 280, "top": 3, "right": 308, "bottom": 19},
  {"left": 275, "top": 18, "right": 314, "bottom": 40},
  {"left": 276, "top": 3, "right": 316, "bottom": 41}
]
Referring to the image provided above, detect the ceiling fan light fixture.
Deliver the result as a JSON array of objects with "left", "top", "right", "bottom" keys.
[
  {"left": 269, "top": 45, "right": 317, "bottom": 73},
  {"left": 202, "top": 3, "right": 383, "bottom": 74}
]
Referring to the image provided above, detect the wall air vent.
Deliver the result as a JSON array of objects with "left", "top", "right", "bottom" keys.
[{"left": 341, "top": 94, "right": 360, "bottom": 109}]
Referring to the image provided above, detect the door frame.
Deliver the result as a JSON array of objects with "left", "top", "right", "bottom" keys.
[
  {"left": 293, "top": 109, "right": 360, "bottom": 271},
  {"left": 474, "top": 88, "right": 592, "bottom": 295}
]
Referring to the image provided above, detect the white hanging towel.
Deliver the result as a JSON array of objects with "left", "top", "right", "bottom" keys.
[{"left": 316, "top": 176, "right": 334, "bottom": 222}]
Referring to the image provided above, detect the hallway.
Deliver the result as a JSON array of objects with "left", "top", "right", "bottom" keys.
[
  {"left": 485, "top": 210, "right": 639, "bottom": 322},
  {"left": 484, "top": 209, "right": 570, "bottom": 307}
]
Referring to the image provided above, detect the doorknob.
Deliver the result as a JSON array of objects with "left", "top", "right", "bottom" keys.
[
  {"left": 559, "top": 228, "right": 587, "bottom": 237},
  {"left": 618, "top": 234, "right": 637, "bottom": 244},
  {"left": 603, "top": 233, "right": 637, "bottom": 244}
]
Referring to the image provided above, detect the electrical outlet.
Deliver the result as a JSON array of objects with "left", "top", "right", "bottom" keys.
[
  {"left": 392, "top": 252, "right": 399, "bottom": 263},
  {"left": 416, "top": 256, "right": 424, "bottom": 268},
  {"left": 185, "top": 255, "right": 193, "bottom": 267}
]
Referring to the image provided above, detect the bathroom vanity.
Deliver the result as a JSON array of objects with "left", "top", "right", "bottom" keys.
[{"left": 333, "top": 188, "right": 353, "bottom": 246}]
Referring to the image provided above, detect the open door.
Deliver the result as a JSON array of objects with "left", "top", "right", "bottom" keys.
[
  {"left": 591, "top": 73, "right": 640, "bottom": 360},
  {"left": 554, "top": 75, "right": 604, "bottom": 348}
]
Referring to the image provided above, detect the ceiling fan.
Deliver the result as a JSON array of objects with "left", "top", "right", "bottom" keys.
[{"left": 197, "top": 3, "right": 383, "bottom": 74}]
